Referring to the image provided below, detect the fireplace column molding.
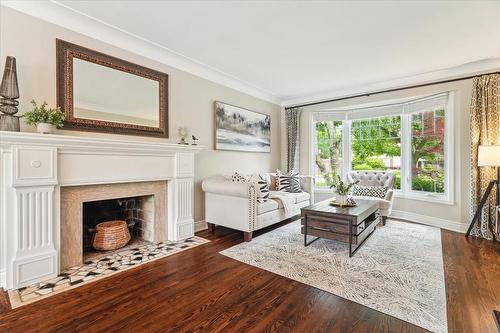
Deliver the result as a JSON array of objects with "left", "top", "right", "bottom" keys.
[
  {"left": 5, "top": 146, "right": 58, "bottom": 290},
  {"left": 169, "top": 152, "right": 196, "bottom": 240},
  {"left": 0, "top": 131, "right": 204, "bottom": 289}
]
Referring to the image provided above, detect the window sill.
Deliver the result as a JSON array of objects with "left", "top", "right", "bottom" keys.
[
  {"left": 393, "top": 192, "right": 455, "bottom": 205},
  {"left": 315, "top": 188, "right": 333, "bottom": 193}
]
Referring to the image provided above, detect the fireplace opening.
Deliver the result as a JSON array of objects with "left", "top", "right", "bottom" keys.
[{"left": 82, "top": 195, "right": 155, "bottom": 261}]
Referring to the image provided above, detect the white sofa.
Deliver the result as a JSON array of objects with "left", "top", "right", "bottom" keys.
[
  {"left": 346, "top": 170, "right": 395, "bottom": 225},
  {"left": 202, "top": 173, "right": 314, "bottom": 241}
]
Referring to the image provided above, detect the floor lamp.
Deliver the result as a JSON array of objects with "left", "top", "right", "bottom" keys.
[{"left": 466, "top": 145, "right": 500, "bottom": 239}]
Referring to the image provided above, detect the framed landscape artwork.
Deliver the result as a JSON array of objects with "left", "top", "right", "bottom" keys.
[{"left": 215, "top": 101, "right": 271, "bottom": 153}]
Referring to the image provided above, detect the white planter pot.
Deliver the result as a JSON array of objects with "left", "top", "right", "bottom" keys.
[
  {"left": 336, "top": 194, "right": 348, "bottom": 206},
  {"left": 36, "top": 123, "right": 52, "bottom": 134}
]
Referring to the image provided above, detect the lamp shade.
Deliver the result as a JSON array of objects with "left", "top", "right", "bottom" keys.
[{"left": 477, "top": 145, "right": 500, "bottom": 167}]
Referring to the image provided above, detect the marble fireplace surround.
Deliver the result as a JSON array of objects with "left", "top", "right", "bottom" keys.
[
  {"left": 0, "top": 131, "right": 203, "bottom": 290},
  {"left": 61, "top": 181, "right": 167, "bottom": 270}
]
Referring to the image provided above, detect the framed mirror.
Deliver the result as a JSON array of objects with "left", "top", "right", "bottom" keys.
[{"left": 56, "top": 39, "right": 168, "bottom": 137}]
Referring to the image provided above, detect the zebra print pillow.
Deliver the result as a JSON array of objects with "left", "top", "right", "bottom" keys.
[
  {"left": 249, "top": 174, "right": 270, "bottom": 203},
  {"left": 276, "top": 170, "right": 302, "bottom": 193}
]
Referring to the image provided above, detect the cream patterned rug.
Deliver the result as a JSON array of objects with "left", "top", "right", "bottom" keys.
[
  {"left": 221, "top": 220, "right": 447, "bottom": 333},
  {"left": 9, "top": 236, "right": 209, "bottom": 308}
]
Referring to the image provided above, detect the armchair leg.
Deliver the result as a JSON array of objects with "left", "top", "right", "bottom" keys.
[
  {"left": 207, "top": 223, "right": 215, "bottom": 232},
  {"left": 381, "top": 216, "right": 387, "bottom": 226},
  {"left": 243, "top": 231, "right": 253, "bottom": 242}
]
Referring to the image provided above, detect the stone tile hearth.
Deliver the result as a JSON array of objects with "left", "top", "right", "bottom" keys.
[
  {"left": 8, "top": 236, "right": 209, "bottom": 308},
  {"left": 83, "top": 238, "right": 151, "bottom": 263}
]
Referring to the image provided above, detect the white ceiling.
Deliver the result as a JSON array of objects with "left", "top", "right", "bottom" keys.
[{"left": 4, "top": 0, "right": 500, "bottom": 105}]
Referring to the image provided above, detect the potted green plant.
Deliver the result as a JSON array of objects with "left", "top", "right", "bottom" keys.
[
  {"left": 330, "top": 175, "right": 359, "bottom": 206},
  {"left": 23, "top": 100, "right": 65, "bottom": 134}
]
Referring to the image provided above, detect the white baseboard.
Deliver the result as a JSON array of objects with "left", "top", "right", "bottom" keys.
[
  {"left": 194, "top": 220, "right": 207, "bottom": 233},
  {"left": 390, "top": 210, "right": 468, "bottom": 233},
  {"left": 0, "top": 269, "right": 5, "bottom": 289}
]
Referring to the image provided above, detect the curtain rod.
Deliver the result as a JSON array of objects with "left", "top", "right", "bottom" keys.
[
  {"left": 285, "top": 70, "right": 500, "bottom": 110},
  {"left": 315, "top": 91, "right": 448, "bottom": 114}
]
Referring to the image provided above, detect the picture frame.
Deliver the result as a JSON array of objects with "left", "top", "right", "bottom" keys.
[{"left": 214, "top": 101, "right": 271, "bottom": 153}]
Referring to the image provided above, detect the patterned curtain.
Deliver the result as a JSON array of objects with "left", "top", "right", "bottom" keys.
[
  {"left": 470, "top": 73, "right": 500, "bottom": 240},
  {"left": 286, "top": 107, "right": 301, "bottom": 172}
]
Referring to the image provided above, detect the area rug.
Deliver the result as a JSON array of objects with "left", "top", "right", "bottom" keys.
[
  {"left": 8, "top": 236, "right": 209, "bottom": 308},
  {"left": 220, "top": 220, "right": 447, "bottom": 333}
]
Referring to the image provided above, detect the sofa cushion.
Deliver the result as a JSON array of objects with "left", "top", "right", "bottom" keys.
[
  {"left": 257, "top": 199, "right": 279, "bottom": 215},
  {"left": 351, "top": 185, "right": 388, "bottom": 199},
  {"left": 269, "top": 191, "right": 310, "bottom": 204},
  {"left": 287, "top": 191, "right": 310, "bottom": 203}
]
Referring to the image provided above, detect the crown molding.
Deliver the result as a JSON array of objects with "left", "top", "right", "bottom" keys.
[
  {"left": 2, "top": 1, "right": 498, "bottom": 108},
  {"left": 283, "top": 58, "right": 500, "bottom": 107},
  {"left": 1, "top": 0, "right": 282, "bottom": 105}
]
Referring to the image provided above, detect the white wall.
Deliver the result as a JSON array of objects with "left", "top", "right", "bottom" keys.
[
  {"left": 0, "top": 7, "right": 282, "bottom": 223},
  {"left": 296, "top": 79, "right": 474, "bottom": 232}
]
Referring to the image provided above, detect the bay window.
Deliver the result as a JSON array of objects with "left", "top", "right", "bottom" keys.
[{"left": 312, "top": 92, "right": 452, "bottom": 202}]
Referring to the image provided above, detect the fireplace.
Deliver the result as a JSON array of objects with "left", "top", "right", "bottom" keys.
[
  {"left": 0, "top": 132, "right": 200, "bottom": 289},
  {"left": 60, "top": 181, "right": 168, "bottom": 270},
  {"left": 82, "top": 195, "right": 155, "bottom": 258}
]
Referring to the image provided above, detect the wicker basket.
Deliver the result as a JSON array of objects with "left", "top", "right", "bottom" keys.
[{"left": 92, "top": 220, "right": 131, "bottom": 251}]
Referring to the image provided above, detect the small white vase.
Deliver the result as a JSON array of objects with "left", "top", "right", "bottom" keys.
[
  {"left": 336, "top": 194, "right": 348, "bottom": 206},
  {"left": 36, "top": 123, "right": 52, "bottom": 134}
]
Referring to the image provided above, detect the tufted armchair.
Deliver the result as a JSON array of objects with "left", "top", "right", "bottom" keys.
[{"left": 346, "top": 171, "right": 395, "bottom": 225}]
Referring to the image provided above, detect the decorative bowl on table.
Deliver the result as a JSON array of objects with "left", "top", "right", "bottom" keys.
[{"left": 330, "top": 197, "right": 357, "bottom": 207}]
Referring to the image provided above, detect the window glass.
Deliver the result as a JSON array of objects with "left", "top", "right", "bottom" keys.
[
  {"left": 351, "top": 116, "right": 401, "bottom": 189},
  {"left": 315, "top": 120, "right": 343, "bottom": 187},
  {"left": 410, "top": 108, "right": 445, "bottom": 193}
]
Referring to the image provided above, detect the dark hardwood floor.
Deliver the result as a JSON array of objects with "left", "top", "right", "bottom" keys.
[
  {"left": 0, "top": 220, "right": 498, "bottom": 333},
  {"left": 442, "top": 229, "right": 500, "bottom": 333}
]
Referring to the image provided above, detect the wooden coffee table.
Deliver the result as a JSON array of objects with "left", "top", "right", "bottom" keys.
[{"left": 301, "top": 198, "right": 379, "bottom": 257}]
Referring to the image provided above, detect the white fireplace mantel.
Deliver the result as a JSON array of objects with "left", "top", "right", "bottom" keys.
[{"left": 0, "top": 131, "right": 204, "bottom": 289}]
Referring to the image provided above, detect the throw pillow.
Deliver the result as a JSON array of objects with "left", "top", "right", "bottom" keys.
[
  {"left": 350, "top": 185, "right": 388, "bottom": 199},
  {"left": 248, "top": 174, "right": 270, "bottom": 203},
  {"left": 276, "top": 169, "right": 302, "bottom": 193},
  {"left": 231, "top": 171, "right": 248, "bottom": 182}
]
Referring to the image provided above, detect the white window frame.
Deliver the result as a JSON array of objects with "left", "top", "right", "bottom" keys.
[
  {"left": 397, "top": 92, "right": 454, "bottom": 204},
  {"left": 310, "top": 92, "right": 454, "bottom": 204}
]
